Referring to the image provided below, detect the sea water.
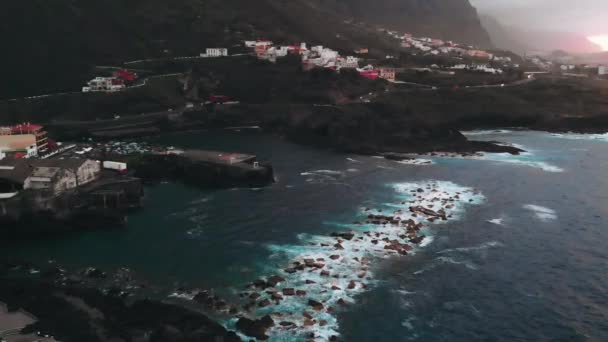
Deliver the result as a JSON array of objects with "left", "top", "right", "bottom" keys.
[{"left": 2, "top": 129, "right": 608, "bottom": 341}]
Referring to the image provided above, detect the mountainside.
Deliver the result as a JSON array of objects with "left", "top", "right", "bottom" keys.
[
  {"left": 332, "top": 0, "right": 492, "bottom": 47},
  {"left": 480, "top": 15, "right": 531, "bottom": 54},
  {"left": 1, "top": 0, "right": 491, "bottom": 99},
  {"left": 480, "top": 14, "right": 601, "bottom": 55}
]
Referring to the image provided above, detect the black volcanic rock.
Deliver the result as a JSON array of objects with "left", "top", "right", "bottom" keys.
[
  {"left": 236, "top": 315, "right": 275, "bottom": 340},
  {"left": 0, "top": 278, "right": 240, "bottom": 342}
]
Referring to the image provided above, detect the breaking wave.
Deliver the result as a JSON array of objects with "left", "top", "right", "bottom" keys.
[
  {"left": 217, "top": 181, "right": 485, "bottom": 340},
  {"left": 523, "top": 204, "right": 558, "bottom": 222}
]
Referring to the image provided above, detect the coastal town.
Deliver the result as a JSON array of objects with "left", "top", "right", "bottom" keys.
[
  {"left": 4, "top": 0, "right": 608, "bottom": 341},
  {"left": 0, "top": 122, "right": 274, "bottom": 233}
]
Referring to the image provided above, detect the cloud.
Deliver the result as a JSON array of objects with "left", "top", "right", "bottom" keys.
[{"left": 470, "top": 0, "right": 608, "bottom": 34}]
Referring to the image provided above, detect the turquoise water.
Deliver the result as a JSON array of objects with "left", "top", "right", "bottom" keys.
[{"left": 2, "top": 129, "right": 608, "bottom": 341}]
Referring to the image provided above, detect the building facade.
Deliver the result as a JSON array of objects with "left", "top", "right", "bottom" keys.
[
  {"left": 24, "top": 159, "right": 101, "bottom": 195},
  {"left": 82, "top": 77, "right": 125, "bottom": 93},
  {"left": 379, "top": 68, "right": 396, "bottom": 82},
  {"left": 202, "top": 48, "right": 228, "bottom": 57},
  {"left": 0, "top": 124, "right": 48, "bottom": 155}
]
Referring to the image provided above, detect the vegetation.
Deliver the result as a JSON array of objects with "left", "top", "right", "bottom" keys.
[{"left": 0, "top": 0, "right": 491, "bottom": 99}]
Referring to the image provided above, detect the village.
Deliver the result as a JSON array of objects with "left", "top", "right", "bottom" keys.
[{"left": 0, "top": 122, "right": 273, "bottom": 232}]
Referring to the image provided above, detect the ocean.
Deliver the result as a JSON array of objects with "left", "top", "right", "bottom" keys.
[{"left": 2, "top": 129, "right": 608, "bottom": 341}]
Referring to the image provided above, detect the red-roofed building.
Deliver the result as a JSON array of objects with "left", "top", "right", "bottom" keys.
[
  {"left": 359, "top": 69, "right": 380, "bottom": 80},
  {"left": 113, "top": 69, "right": 137, "bottom": 82}
]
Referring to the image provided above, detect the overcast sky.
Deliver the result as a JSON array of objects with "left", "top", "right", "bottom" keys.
[{"left": 470, "top": 0, "right": 608, "bottom": 35}]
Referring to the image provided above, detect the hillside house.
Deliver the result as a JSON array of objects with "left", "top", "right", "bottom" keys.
[
  {"left": 337, "top": 56, "right": 359, "bottom": 69},
  {"left": 467, "top": 50, "right": 492, "bottom": 59},
  {"left": 82, "top": 77, "right": 125, "bottom": 93},
  {"left": 379, "top": 68, "right": 396, "bottom": 82},
  {"left": 113, "top": 69, "right": 137, "bottom": 81},
  {"left": 201, "top": 48, "right": 228, "bottom": 57}
]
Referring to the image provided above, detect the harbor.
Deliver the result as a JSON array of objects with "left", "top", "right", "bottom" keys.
[{"left": 0, "top": 124, "right": 274, "bottom": 236}]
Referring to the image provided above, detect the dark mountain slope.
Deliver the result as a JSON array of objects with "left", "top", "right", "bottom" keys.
[
  {"left": 331, "top": 0, "right": 492, "bottom": 47},
  {"left": 0, "top": 0, "right": 491, "bottom": 99}
]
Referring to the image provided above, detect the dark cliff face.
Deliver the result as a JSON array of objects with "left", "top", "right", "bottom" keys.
[{"left": 329, "top": 0, "right": 492, "bottom": 47}]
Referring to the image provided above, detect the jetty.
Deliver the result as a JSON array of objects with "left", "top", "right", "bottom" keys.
[{"left": 107, "top": 148, "right": 275, "bottom": 188}]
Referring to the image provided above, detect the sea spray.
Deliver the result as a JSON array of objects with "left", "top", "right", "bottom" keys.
[{"left": 181, "top": 181, "right": 485, "bottom": 341}]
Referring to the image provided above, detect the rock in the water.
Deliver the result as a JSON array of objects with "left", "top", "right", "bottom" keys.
[
  {"left": 282, "top": 288, "right": 295, "bottom": 296},
  {"left": 267, "top": 275, "right": 286, "bottom": 287},
  {"left": 331, "top": 232, "right": 355, "bottom": 240},
  {"left": 258, "top": 299, "right": 271, "bottom": 308},
  {"left": 236, "top": 315, "right": 275, "bottom": 340},
  {"left": 308, "top": 299, "right": 324, "bottom": 311}
]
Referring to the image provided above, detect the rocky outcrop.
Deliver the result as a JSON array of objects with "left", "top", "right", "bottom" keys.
[
  {"left": 0, "top": 277, "right": 240, "bottom": 342},
  {"left": 236, "top": 315, "right": 275, "bottom": 340}
]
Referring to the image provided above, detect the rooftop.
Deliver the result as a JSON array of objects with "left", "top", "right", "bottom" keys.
[{"left": 0, "top": 159, "right": 32, "bottom": 184}]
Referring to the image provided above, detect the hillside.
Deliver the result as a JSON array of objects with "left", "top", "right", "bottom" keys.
[
  {"left": 332, "top": 0, "right": 492, "bottom": 47},
  {"left": 1, "top": 0, "right": 490, "bottom": 99}
]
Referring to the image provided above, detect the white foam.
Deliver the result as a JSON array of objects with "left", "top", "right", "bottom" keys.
[
  {"left": 396, "top": 158, "right": 434, "bottom": 166},
  {"left": 549, "top": 132, "right": 608, "bottom": 142},
  {"left": 346, "top": 158, "right": 362, "bottom": 163},
  {"left": 220, "top": 181, "right": 485, "bottom": 340},
  {"left": 461, "top": 129, "right": 514, "bottom": 136},
  {"left": 472, "top": 154, "right": 563, "bottom": 173},
  {"left": 436, "top": 241, "right": 504, "bottom": 254},
  {"left": 414, "top": 256, "right": 479, "bottom": 275},
  {"left": 301, "top": 170, "right": 344, "bottom": 176},
  {"left": 419, "top": 235, "right": 434, "bottom": 247},
  {"left": 487, "top": 218, "right": 505, "bottom": 226},
  {"left": 523, "top": 204, "right": 558, "bottom": 221},
  {"left": 401, "top": 316, "right": 416, "bottom": 330}
]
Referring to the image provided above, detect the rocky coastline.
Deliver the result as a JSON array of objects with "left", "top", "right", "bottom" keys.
[{"left": 0, "top": 272, "right": 240, "bottom": 342}]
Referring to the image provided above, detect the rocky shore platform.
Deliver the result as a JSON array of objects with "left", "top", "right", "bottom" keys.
[
  {"left": 95, "top": 148, "right": 275, "bottom": 189},
  {"left": 0, "top": 272, "right": 240, "bottom": 342},
  {"left": 167, "top": 180, "right": 485, "bottom": 340}
]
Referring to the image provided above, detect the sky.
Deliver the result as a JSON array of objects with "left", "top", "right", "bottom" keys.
[{"left": 470, "top": 0, "right": 608, "bottom": 36}]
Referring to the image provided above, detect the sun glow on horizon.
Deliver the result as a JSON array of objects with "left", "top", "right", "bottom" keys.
[{"left": 588, "top": 35, "right": 608, "bottom": 51}]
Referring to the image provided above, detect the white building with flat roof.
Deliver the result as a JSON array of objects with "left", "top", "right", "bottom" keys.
[{"left": 201, "top": 48, "right": 228, "bottom": 57}]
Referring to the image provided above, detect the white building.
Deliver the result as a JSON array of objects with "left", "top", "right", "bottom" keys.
[
  {"left": 599, "top": 65, "right": 607, "bottom": 75},
  {"left": 24, "top": 159, "right": 101, "bottom": 194},
  {"left": 201, "top": 48, "right": 228, "bottom": 57},
  {"left": 0, "top": 150, "right": 5, "bottom": 161},
  {"left": 82, "top": 77, "right": 125, "bottom": 93},
  {"left": 472, "top": 64, "right": 503, "bottom": 74},
  {"left": 337, "top": 56, "right": 359, "bottom": 69}
]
